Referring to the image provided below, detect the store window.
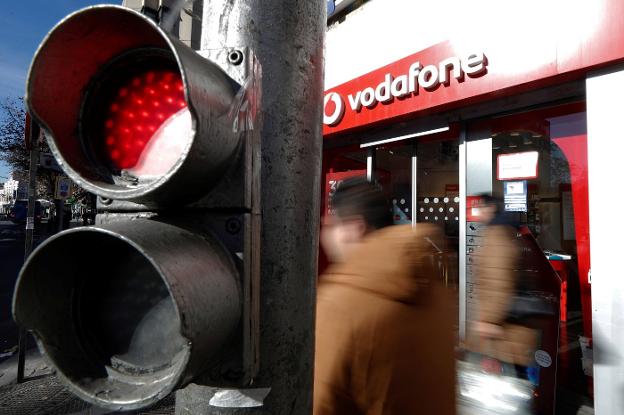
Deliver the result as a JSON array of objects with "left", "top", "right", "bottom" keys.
[
  {"left": 322, "top": 148, "right": 368, "bottom": 217},
  {"left": 416, "top": 139, "right": 460, "bottom": 291},
  {"left": 319, "top": 147, "right": 368, "bottom": 272},
  {"left": 416, "top": 140, "right": 460, "bottom": 229},
  {"left": 375, "top": 145, "right": 413, "bottom": 225}
]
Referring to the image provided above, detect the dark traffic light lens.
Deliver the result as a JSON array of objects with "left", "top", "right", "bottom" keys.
[
  {"left": 98, "top": 68, "right": 192, "bottom": 177},
  {"left": 13, "top": 220, "right": 242, "bottom": 409}
]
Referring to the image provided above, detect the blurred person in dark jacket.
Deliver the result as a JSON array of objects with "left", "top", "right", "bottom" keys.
[{"left": 315, "top": 177, "right": 456, "bottom": 415}]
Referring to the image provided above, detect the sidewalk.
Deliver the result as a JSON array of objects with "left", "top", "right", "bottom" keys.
[
  {"left": 0, "top": 347, "right": 53, "bottom": 388},
  {"left": 0, "top": 348, "right": 174, "bottom": 414},
  {"left": 0, "top": 348, "right": 90, "bottom": 414},
  {"left": 0, "top": 347, "right": 594, "bottom": 414}
]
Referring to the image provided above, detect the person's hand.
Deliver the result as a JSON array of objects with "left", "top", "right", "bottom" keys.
[{"left": 473, "top": 321, "right": 504, "bottom": 339}]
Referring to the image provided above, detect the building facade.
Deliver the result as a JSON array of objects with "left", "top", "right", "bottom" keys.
[{"left": 0, "top": 172, "right": 27, "bottom": 203}]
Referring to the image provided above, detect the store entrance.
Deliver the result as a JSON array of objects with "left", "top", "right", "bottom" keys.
[
  {"left": 373, "top": 134, "right": 461, "bottom": 294},
  {"left": 464, "top": 103, "right": 592, "bottom": 414}
]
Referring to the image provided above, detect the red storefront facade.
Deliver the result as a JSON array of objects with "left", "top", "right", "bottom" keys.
[{"left": 322, "top": 1, "right": 624, "bottom": 412}]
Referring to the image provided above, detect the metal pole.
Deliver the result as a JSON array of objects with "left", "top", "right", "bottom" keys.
[
  {"left": 55, "top": 195, "right": 64, "bottom": 232},
  {"left": 17, "top": 119, "right": 40, "bottom": 383},
  {"left": 200, "top": 2, "right": 326, "bottom": 413}
]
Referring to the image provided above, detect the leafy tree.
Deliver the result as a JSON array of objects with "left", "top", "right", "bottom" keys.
[
  {"left": 0, "top": 99, "right": 96, "bottom": 217},
  {"left": 0, "top": 98, "right": 30, "bottom": 174},
  {"left": 1, "top": 98, "right": 55, "bottom": 199}
]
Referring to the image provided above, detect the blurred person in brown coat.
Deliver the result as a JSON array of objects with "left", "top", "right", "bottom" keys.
[
  {"left": 467, "top": 195, "right": 538, "bottom": 370},
  {"left": 315, "top": 177, "right": 456, "bottom": 415}
]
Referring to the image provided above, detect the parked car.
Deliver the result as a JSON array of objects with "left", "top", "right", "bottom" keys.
[{"left": 8, "top": 200, "right": 43, "bottom": 224}]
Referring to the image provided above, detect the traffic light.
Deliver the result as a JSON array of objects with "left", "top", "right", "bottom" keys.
[{"left": 13, "top": 5, "right": 262, "bottom": 411}]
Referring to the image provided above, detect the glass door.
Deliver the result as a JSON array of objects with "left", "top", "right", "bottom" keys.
[
  {"left": 374, "top": 144, "right": 414, "bottom": 225},
  {"left": 415, "top": 139, "right": 460, "bottom": 290},
  {"left": 373, "top": 135, "right": 461, "bottom": 331}
]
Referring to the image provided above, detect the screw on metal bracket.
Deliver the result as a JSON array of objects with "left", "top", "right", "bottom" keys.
[
  {"left": 228, "top": 50, "right": 244, "bottom": 66},
  {"left": 99, "top": 197, "right": 113, "bottom": 206},
  {"left": 226, "top": 217, "right": 242, "bottom": 234}
]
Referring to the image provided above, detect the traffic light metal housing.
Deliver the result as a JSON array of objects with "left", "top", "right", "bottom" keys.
[
  {"left": 26, "top": 5, "right": 245, "bottom": 204},
  {"left": 14, "top": 220, "right": 241, "bottom": 409},
  {"left": 14, "top": 5, "right": 262, "bottom": 411}
]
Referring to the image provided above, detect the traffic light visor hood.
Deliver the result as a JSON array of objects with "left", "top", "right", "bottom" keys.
[{"left": 26, "top": 5, "right": 241, "bottom": 203}]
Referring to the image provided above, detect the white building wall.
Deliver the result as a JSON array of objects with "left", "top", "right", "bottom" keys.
[
  {"left": 587, "top": 65, "right": 624, "bottom": 415},
  {"left": 0, "top": 186, "right": 8, "bottom": 204},
  {"left": 325, "top": 0, "right": 604, "bottom": 89},
  {"left": 325, "top": 0, "right": 445, "bottom": 89},
  {"left": 3, "top": 177, "right": 19, "bottom": 199},
  {"left": 1, "top": 173, "right": 28, "bottom": 202}
]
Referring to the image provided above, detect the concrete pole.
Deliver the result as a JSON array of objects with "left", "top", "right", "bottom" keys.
[{"left": 200, "top": 1, "right": 326, "bottom": 414}]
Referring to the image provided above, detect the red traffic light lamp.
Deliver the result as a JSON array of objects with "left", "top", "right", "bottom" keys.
[{"left": 25, "top": 5, "right": 242, "bottom": 204}]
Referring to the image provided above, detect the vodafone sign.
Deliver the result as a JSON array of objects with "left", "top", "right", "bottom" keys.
[
  {"left": 323, "top": 92, "right": 345, "bottom": 126},
  {"left": 323, "top": 0, "right": 624, "bottom": 137},
  {"left": 323, "top": 49, "right": 487, "bottom": 133}
]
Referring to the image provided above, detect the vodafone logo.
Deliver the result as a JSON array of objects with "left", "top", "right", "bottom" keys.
[
  {"left": 323, "top": 92, "right": 345, "bottom": 126},
  {"left": 323, "top": 52, "right": 487, "bottom": 127}
]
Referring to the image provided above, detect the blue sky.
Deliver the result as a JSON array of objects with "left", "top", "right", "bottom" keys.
[{"left": 0, "top": 0, "right": 121, "bottom": 180}]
